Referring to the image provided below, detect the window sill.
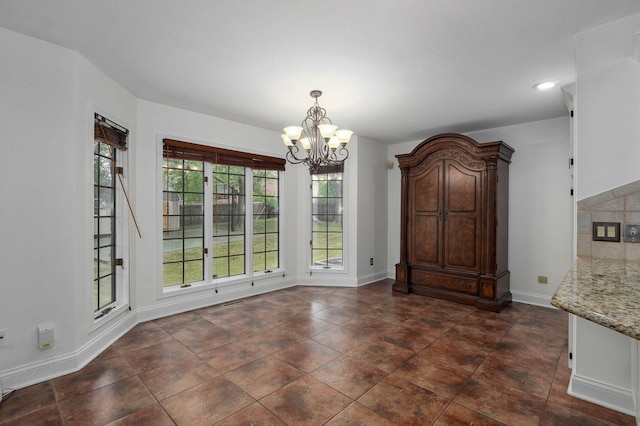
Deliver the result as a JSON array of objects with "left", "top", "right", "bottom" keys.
[
  {"left": 160, "top": 269, "right": 286, "bottom": 298},
  {"left": 91, "top": 303, "right": 130, "bottom": 332},
  {"left": 309, "top": 266, "right": 347, "bottom": 274}
]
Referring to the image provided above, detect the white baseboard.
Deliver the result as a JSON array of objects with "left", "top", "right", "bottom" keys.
[
  {"left": 1, "top": 277, "right": 302, "bottom": 391},
  {"left": 137, "top": 277, "right": 297, "bottom": 322},
  {"left": 0, "top": 311, "right": 138, "bottom": 391},
  {"left": 76, "top": 311, "right": 139, "bottom": 368},
  {"left": 297, "top": 271, "right": 391, "bottom": 288},
  {"left": 510, "top": 290, "right": 554, "bottom": 308},
  {"left": 297, "top": 275, "right": 359, "bottom": 287},
  {"left": 569, "top": 373, "right": 635, "bottom": 416},
  {"left": 8, "top": 275, "right": 556, "bottom": 394},
  {"left": 357, "top": 271, "right": 392, "bottom": 286},
  {"left": 0, "top": 352, "right": 78, "bottom": 393}
]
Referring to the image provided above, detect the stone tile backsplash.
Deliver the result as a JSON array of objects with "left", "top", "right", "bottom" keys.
[{"left": 577, "top": 180, "right": 640, "bottom": 260}]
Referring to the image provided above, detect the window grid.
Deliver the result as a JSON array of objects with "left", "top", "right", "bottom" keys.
[
  {"left": 253, "top": 170, "right": 279, "bottom": 272},
  {"left": 94, "top": 141, "right": 116, "bottom": 311},
  {"left": 162, "top": 159, "right": 205, "bottom": 286},
  {"left": 162, "top": 140, "right": 284, "bottom": 288},
  {"left": 311, "top": 172, "right": 343, "bottom": 267},
  {"left": 212, "top": 165, "right": 246, "bottom": 279}
]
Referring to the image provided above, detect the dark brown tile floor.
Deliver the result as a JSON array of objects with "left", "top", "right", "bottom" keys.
[{"left": 0, "top": 279, "right": 636, "bottom": 425}]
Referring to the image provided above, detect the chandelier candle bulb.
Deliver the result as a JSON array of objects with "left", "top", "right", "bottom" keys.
[
  {"left": 283, "top": 126, "right": 303, "bottom": 142},
  {"left": 318, "top": 124, "right": 337, "bottom": 139},
  {"left": 335, "top": 129, "right": 353, "bottom": 145},
  {"left": 282, "top": 90, "right": 352, "bottom": 171},
  {"left": 281, "top": 134, "right": 293, "bottom": 146},
  {"left": 300, "top": 137, "right": 311, "bottom": 151}
]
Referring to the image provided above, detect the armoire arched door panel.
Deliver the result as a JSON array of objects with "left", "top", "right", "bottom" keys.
[
  {"left": 409, "top": 161, "right": 442, "bottom": 267},
  {"left": 443, "top": 160, "right": 482, "bottom": 272}
]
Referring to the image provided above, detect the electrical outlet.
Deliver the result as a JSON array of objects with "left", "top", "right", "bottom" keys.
[
  {"left": 0, "top": 329, "right": 6, "bottom": 348},
  {"left": 370, "top": 258, "right": 374, "bottom": 266}
]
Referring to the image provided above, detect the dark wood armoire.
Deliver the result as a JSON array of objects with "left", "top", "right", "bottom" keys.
[{"left": 393, "top": 133, "right": 514, "bottom": 312}]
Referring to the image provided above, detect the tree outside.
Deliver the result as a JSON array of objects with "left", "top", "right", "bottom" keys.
[{"left": 312, "top": 172, "right": 343, "bottom": 266}]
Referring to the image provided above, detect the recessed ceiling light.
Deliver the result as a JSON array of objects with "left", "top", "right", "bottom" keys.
[{"left": 534, "top": 81, "right": 556, "bottom": 90}]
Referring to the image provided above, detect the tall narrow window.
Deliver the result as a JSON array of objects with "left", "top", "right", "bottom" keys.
[
  {"left": 212, "top": 164, "right": 245, "bottom": 279},
  {"left": 253, "top": 169, "right": 279, "bottom": 272},
  {"left": 94, "top": 136, "right": 116, "bottom": 310},
  {"left": 94, "top": 114, "right": 129, "bottom": 317},
  {"left": 311, "top": 167, "right": 344, "bottom": 268},
  {"left": 162, "top": 159, "right": 205, "bottom": 286}
]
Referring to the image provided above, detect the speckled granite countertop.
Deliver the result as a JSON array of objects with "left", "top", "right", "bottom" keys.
[{"left": 551, "top": 257, "right": 640, "bottom": 340}]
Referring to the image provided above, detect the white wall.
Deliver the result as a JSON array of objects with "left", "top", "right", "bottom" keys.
[
  {"left": 387, "top": 117, "right": 572, "bottom": 306},
  {"left": 565, "top": 14, "right": 640, "bottom": 417},
  {"left": 387, "top": 139, "right": 418, "bottom": 277},
  {"left": 134, "top": 100, "right": 300, "bottom": 320},
  {"left": 356, "top": 136, "right": 389, "bottom": 284},
  {"left": 0, "top": 25, "right": 395, "bottom": 391},
  {"left": 0, "top": 27, "right": 138, "bottom": 389},
  {"left": 576, "top": 13, "right": 640, "bottom": 200},
  {"left": 294, "top": 135, "right": 388, "bottom": 287},
  {"left": 0, "top": 26, "right": 77, "bottom": 381},
  {"left": 467, "top": 118, "right": 572, "bottom": 305},
  {"left": 0, "top": 27, "right": 305, "bottom": 389},
  {"left": 295, "top": 138, "right": 359, "bottom": 286},
  {"left": 4, "top": 11, "right": 604, "bottom": 391},
  {"left": 73, "top": 41, "right": 139, "bottom": 362},
  {"left": 132, "top": 105, "right": 392, "bottom": 314}
]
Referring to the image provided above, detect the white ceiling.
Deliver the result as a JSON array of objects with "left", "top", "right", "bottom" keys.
[{"left": 2, "top": 0, "right": 640, "bottom": 144}]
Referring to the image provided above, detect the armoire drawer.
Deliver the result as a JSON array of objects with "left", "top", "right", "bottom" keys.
[{"left": 411, "top": 270, "right": 478, "bottom": 295}]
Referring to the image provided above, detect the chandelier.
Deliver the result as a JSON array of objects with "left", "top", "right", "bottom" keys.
[{"left": 281, "top": 90, "right": 353, "bottom": 172}]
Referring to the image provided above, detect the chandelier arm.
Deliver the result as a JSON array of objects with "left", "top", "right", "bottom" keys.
[
  {"left": 321, "top": 138, "right": 331, "bottom": 162},
  {"left": 314, "top": 128, "right": 325, "bottom": 163},
  {"left": 337, "top": 146, "right": 349, "bottom": 158},
  {"left": 328, "top": 147, "right": 349, "bottom": 163},
  {"left": 301, "top": 116, "right": 320, "bottom": 169},
  {"left": 286, "top": 144, "right": 310, "bottom": 162},
  {"left": 301, "top": 117, "right": 313, "bottom": 138},
  {"left": 285, "top": 149, "right": 308, "bottom": 165}
]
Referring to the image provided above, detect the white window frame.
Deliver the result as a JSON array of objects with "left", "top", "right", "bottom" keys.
[
  {"left": 251, "top": 168, "right": 282, "bottom": 276},
  {"left": 91, "top": 114, "right": 130, "bottom": 327},
  {"left": 309, "top": 167, "right": 348, "bottom": 274},
  {"left": 160, "top": 140, "right": 284, "bottom": 297}
]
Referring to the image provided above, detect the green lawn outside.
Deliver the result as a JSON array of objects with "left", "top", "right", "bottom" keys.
[
  {"left": 163, "top": 218, "right": 280, "bottom": 286},
  {"left": 312, "top": 222, "right": 343, "bottom": 264},
  {"left": 162, "top": 218, "right": 343, "bottom": 286},
  {"left": 94, "top": 277, "right": 113, "bottom": 312}
]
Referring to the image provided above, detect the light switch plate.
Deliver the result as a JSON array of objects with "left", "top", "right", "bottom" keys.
[
  {"left": 592, "top": 222, "right": 620, "bottom": 242},
  {"left": 624, "top": 224, "right": 640, "bottom": 243}
]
